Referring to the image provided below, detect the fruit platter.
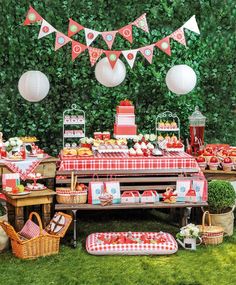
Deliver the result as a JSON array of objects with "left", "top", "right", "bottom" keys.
[{"left": 8, "top": 184, "right": 31, "bottom": 196}]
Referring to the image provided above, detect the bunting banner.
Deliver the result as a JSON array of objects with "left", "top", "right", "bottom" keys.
[
  {"left": 23, "top": 6, "right": 43, "bottom": 26},
  {"left": 139, "top": 44, "right": 154, "bottom": 64},
  {"left": 104, "top": 51, "right": 121, "bottom": 69},
  {"left": 68, "top": 18, "right": 84, "bottom": 37},
  {"left": 84, "top": 28, "right": 100, "bottom": 46},
  {"left": 72, "top": 41, "right": 87, "bottom": 60},
  {"left": 38, "top": 19, "right": 56, "bottom": 39},
  {"left": 122, "top": 50, "right": 138, "bottom": 68},
  {"left": 22, "top": 7, "right": 200, "bottom": 69},
  {"left": 88, "top": 47, "right": 103, "bottom": 66},
  {"left": 55, "top": 32, "right": 71, "bottom": 51}
]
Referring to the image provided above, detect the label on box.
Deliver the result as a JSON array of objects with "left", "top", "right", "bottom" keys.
[{"left": 116, "top": 115, "right": 135, "bottom": 125}]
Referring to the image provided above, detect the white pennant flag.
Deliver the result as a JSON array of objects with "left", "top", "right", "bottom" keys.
[
  {"left": 38, "top": 19, "right": 56, "bottom": 39},
  {"left": 182, "top": 15, "right": 200, "bottom": 34},
  {"left": 122, "top": 49, "right": 138, "bottom": 68},
  {"left": 84, "top": 28, "right": 100, "bottom": 46}
]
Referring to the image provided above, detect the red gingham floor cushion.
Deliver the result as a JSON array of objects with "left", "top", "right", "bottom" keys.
[{"left": 86, "top": 232, "right": 178, "bottom": 255}]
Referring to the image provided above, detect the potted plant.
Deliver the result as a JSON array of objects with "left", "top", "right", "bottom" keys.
[
  {"left": 5, "top": 137, "right": 23, "bottom": 153},
  {"left": 176, "top": 223, "right": 202, "bottom": 250},
  {"left": 207, "top": 180, "right": 236, "bottom": 236}
]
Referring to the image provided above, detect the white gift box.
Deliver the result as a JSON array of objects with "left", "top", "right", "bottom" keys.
[
  {"left": 121, "top": 192, "right": 136, "bottom": 204},
  {"left": 115, "top": 115, "right": 135, "bottom": 125},
  {"left": 141, "top": 190, "right": 156, "bottom": 203},
  {"left": 131, "top": 191, "right": 141, "bottom": 203}
]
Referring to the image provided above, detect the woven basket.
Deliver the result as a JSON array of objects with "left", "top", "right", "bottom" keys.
[
  {"left": 56, "top": 188, "right": 87, "bottom": 204},
  {"left": 0, "top": 212, "right": 71, "bottom": 259},
  {"left": 198, "top": 211, "right": 224, "bottom": 245}
]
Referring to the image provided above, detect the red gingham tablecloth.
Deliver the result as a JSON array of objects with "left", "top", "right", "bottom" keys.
[{"left": 59, "top": 152, "right": 199, "bottom": 171}]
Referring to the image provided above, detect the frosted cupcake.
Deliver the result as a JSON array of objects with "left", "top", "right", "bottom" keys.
[
  {"left": 129, "top": 148, "right": 136, "bottom": 156},
  {"left": 136, "top": 148, "right": 143, "bottom": 156}
]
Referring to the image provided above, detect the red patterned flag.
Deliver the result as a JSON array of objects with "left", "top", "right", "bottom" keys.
[
  {"left": 68, "top": 18, "right": 84, "bottom": 37},
  {"left": 72, "top": 41, "right": 87, "bottom": 60},
  {"left": 170, "top": 28, "right": 186, "bottom": 46},
  {"left": 139, "top": 44, "right": 154, "bottom": 64},
  {"left": 84, "top": 28, "right": 100, "bottom": 46},
  {"left": 133, "top": 13, "right": 149, "bottom": 33},
  {"left": 55, "top": 32, "right": 72, "bottom": 51},
  {"left": 104, "top": 51, "right": 121, "bottom": 69},
  {"left": 23, "top": 6, "right": 43, "bottom": 26},
  {"left": 155, "top": 36, "right": 171, "bottom": 56},
  {"left": 38, "top": 19, "right": 56, "bottom": 39},
  {"left": 101, "top": 31, "right": 117, "bottom": 49},
  {"left": 88, "top": 47, "right": 103, "bottom": 66},
  {"left": 122, "top": 50, "right": 138, "bottom": 68},
  {"left": 118, "top": 24, "right": 133, "bottom": 43}
]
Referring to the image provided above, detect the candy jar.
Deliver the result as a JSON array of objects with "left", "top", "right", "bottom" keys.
[{"left": 189, "top": 106, "right": 206, "bottom": 155}]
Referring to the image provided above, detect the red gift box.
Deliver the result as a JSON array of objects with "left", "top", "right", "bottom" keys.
[
  {"left": 114, "top": 124, "right": 137, "bottom": 135},
  {"left": 116, "top": 106, "right": 134, "bottom": 114}
]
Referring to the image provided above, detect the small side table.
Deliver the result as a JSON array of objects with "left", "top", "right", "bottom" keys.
[{"left": 5, "top": 189, "right": 56, "bottom": 231}]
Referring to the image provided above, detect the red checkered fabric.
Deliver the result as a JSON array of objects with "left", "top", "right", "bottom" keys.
[
  {"left": 86, "top": 232, "right": 178, "bottom": 255},
  {"left": 59, "top": 152, "right": 198, "bottom": 171},
  {"left": 19, "top": 219, "right": 47, "bottom": 240}
]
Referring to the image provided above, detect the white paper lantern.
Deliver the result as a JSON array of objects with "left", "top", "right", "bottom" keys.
[
  {"left": 95, "top": 58, "right": 126, "bottom": 87},
  {"left": 165, "top": 65, "right": 197, "bottom": 95},
  {"left": 18, "top": 71, "right": 50, "bottom": 102}
]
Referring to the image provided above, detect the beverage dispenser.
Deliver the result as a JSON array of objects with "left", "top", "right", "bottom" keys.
[{"left": 189, "top": 106, "right": 206, "bottom": 154}]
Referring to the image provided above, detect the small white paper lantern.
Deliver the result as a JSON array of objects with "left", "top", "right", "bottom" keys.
[
  {"left": 165, "top": 65, "right": 197, "bottom": 95},
  {"left": 18, "top": 71, "right": 50, "bottom": 102},
  {"left": 95, "top": 58, "right": 126, "bottom": 87}
]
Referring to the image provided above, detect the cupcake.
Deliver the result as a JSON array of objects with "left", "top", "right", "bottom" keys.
[
  {"left": 165, "top": 121, "right": 171, "bottom": 129},
  {"left": 222, "top": 157, "right": 233, "bottom": 171},
  {"left": 133, "top": 142, "right": 141, "bottom": 150},
  {"left": 209, "top": 156, "right": 219, "bottom": 170},
  {"left": 171, "top": 120, "right": 177, "bottom": 129},
  {"left": 157, "top": 135, "right": 164, "bottom": 142},
  {"left": 136, "top": 148, "right": 143, "bottom": 156},
  {"left": 129, "top": 148, "right": 136, "bottom": 156},
  {"left": 158, "top": 121, "right": 165, "bottom": 129},
  {"left": 196, "top": 156, "right": 207, "bottom": 171},
  {"left": 147, "top": 142, "right": 154, "bottom": 150},
  {"left": 141, "top": 142, "right": 147, "bottom": 150}
]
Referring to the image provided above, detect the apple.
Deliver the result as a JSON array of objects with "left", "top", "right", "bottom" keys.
[
  {"left": 76, "top": 184, "right": 83, "bottom": 191},
  {"left": 205, "top": 147, "right": 213, "bottom": 154},
  {"left": 196, "top": 156, "right": 205, "bottom": 162},
  {"left": 222, "top": 150, "right": 229, "bottom": 156},
  {"left": 210, "top": 156, "right": 219, "bottom": 163},
  {"left": 12, "top": 188, "right": 19, "bottom": 194},
  {"left": 223, "top": 157, "right": 232, "bottom": 163},
  {"left": 17, "top": 185, "right": 25, "bottom": 193},
  {"left": 176, "top": 141, "right": 183, "bottom": 148},
  {"left": 203, "top": 151, "right": 213, "bottom": 156}
]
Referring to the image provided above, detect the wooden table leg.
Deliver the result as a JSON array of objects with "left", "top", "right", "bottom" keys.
[
  {"left": 72, "top": 210, "right": 78, "bottom": 248},
  {"left": 6, "top": 203, "right": 15, "bottom": 225},
  {"left": 15, "top": 207, "right": 24, "bottom": 231},
  {"left": 42, "top": 203, "right": 51, "bottom": 227}
]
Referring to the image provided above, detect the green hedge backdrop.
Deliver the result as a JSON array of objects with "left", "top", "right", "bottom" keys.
[{"left": 0, "top": 0, "right": 235, "bottom": 155}]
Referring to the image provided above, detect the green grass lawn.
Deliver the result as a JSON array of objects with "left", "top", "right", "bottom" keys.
[{"left": 0, "top": 210, "right": 235, "bottom": 285}]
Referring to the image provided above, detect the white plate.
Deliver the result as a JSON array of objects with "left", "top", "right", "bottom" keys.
[
  {"left": 9, "top": 191, "right": 31, "bottom": 196},
  {"left": 4, "top": 158, "right": 24, "bottom": 162}
]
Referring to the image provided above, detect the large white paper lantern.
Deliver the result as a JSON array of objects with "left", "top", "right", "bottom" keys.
[
  {"left": 165, "top": 65, "right": 197, "bottom": 95},
  {"left": 95, "top": 58, "right": 126, "bottom": 87},
  {"left": 18, "top": 71, "right": 50, "bottom": 102}
]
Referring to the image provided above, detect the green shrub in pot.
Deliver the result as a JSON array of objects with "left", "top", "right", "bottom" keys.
[
  {"left": 207, "top": 180, "right": 236, "bottom": 236},
  {"left": 208, "top": 180, "right": 236, "bottom": 214}
]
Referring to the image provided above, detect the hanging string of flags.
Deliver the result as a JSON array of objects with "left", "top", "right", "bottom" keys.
[{"left": 23, "top": 6, "right": 200, "bottom": 69}]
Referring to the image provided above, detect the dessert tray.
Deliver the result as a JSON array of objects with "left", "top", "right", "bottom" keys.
[
  {"left": 25, "top": 183, "right": 47, "bottom": 191},
  {"left": 8, "top": 191, "right": 31, "bottom": 196},
  {"left": 4, "top": 157, "right": 24, "bottom": 162}
]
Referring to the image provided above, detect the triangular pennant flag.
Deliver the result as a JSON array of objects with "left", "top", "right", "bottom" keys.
[
  {"left": 104, "top": 51, "right": 121, "bottom": 69},
  {"left": 84, "top": 28, "right": 100, "bottom": 46},
  {"left": 170, "top": 28, "right": 186, "bottom": 46},
  {"left": 23, "top": 6, "right": 43, "bottom": 25},
  {"left": 55, "top": 32, "right": 72, "bottom": 51},
  {"left": 182, "top": 15, "right": 200, "bottom": 34},
  {"left": 88, "top": 47, "right": 103, "bottom": 66},
  {"left": 139, "top": 44, "right": 154, "bottom": 64},
  {"left": 38, "top": 19, "right": 56, "bottom": 39},
  {"left": 122, "top": 50, "right": 138, "bottom": 68},
  {"left": 118, "top": 24, "right": 133, "bottom": 43},
  {"left": 155, "top": 36, "right": 171, "bottom": 56},
  {"left": 132, "top": 13, "right": 149, "bottom": 33},
  {"left": 101, "top": 31, "right": 117, "bottom": 49},
  {"left": 72, "top": 41, "right": 87, "bottom": 60},
  {"left": 68, "top": 18, "right": 84, "bottom": 37}
]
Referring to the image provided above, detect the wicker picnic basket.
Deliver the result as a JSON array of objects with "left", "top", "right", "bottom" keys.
[
  {"left": 198, "top": 211, "right": 224, "bottom": 245},
  {"left": 56, "top": 172, "right": 87, "bottom": 204},
  {"left": 0, "top": 212, "right": 72, "bottom": 259}
]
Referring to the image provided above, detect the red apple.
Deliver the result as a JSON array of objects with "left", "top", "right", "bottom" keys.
[
  {"left": 203, "top": 151, "right": 213, "bottom": 156},
  {"left": 223, "top": 157, "right": 232, "bottom": 163},
  {"left": 196, "top": 156, "right": 205, "bottom": 162},
  {"left": 176, "top": 141, "right": 183, "bottom": 148},
  {"left": 205, "top": 147, "right": 213, "bottom": 154},
  {"left": 210, "top": 156, "right": 219, "bottom": 163}
]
